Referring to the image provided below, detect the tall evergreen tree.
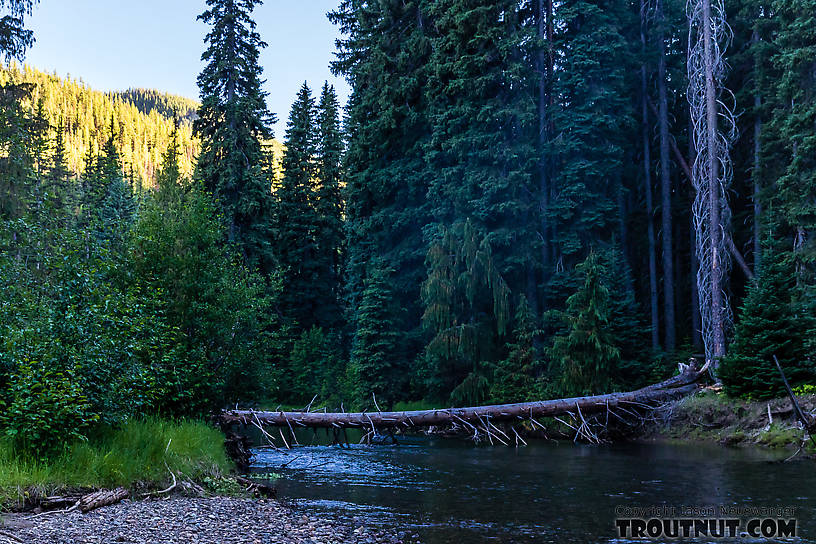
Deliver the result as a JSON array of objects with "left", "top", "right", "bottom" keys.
[
  {"left": 348, "top": 261, "right": 403, "bottom": 408},
  {"left": 545, "top": 0, "right": 636, "bottom": 295},
  {"left": 425, "top": 0, "right": 539, "bottom": 307},
  {"left": 275, "top": 82, "right": 321, "bottom": 332},
  {"left": 719, "top": 244, "right": 815, "bottom": 398},
  {"left": 194, "top": 0, "right": 276, "bottom": 274},
  {"left": 313, "top": 82, "right": 345, "bottom": 330},
  {"left": 548, "top": 251, "right": 621, "bottom": 396},
  {"left": 330, "top": 0, "right": 433, "bottom": 360}
]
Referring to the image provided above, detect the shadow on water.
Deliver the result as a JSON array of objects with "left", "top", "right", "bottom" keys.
[{"left": 250, "top": 430, "right": 815, "bottom": 543}]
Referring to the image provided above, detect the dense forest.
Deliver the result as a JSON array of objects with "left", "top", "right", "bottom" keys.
[
  {"left": 0, "top": 0, "right": 814, "bottom": 456},
  {"left": 0, "top": 64, "right": 200, "bottom": 185}
]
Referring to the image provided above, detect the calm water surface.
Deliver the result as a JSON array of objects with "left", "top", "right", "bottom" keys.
[{"left": 251, "top": 435, "right": 814, "bottom": 543}]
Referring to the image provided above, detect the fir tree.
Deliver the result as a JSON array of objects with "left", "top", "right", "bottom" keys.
[
  {"left": 330, "top": 0, "right": 433, "bottom": 361},
  {"left": 194, "top": 0, "right": 276, "bottom": 274},
  {"left": 348, "top": 261, "right": 403, "bottom": 408},
  {"left": 546, "top": 0, "right": 636, "bottom": 291},
  {"left": 719, "top": 245, "right": 816, "bottom": 399},
  {"left": 425, "top": 0, "right": 539, "bottom": 306},
  {"left": 156, "top": 112, "right": 183, "bottom": 197},
  {"left": 313, "top": 82, "right": 344, "bottom": 330},
  {"left": 548, "top": 251, "right": 620, "bottom": 396},
  {"left": 275, "top": 82, "right": 320, "bottom": 332},
  {"left": 489, "top": 295, "right": 543, "bottom": 403}
]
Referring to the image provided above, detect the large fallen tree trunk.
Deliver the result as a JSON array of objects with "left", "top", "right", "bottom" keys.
[{"left": 221, "top": 363, "right": 708, "bottom": 440}]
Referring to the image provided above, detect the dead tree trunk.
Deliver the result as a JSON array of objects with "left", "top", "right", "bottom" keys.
[
  {"left": 222, "top": 364, "right": 708, "bottom": 436},
  {"left": 687, "top": 0, "right": 735, "bottom": 367}
]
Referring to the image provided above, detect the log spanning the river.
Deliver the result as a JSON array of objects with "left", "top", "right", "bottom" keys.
[{"left": 221, "top": 363, "right": 708, "bottom": 438}]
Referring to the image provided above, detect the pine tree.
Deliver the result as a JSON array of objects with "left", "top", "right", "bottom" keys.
[
  {"left": 548, "top": 251, "right": 621, "bottom": 396},
  {"left": 348, "top": 261, "right": 403, "bottom": 408},
  {"left": 719, "top": 244, "right": 815, "bottom": 399},
  {"left": 313, "top": 82, "right": 344, "bottom": 330},
  {"left": 194, "top": 0, "right": 276, "bottom": 274},
  {"left": 275, "top": 82, "right": 321, "bottom": 332}
]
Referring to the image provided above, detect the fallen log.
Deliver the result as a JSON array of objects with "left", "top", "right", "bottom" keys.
[
  {"left": 78, "top": 487, "right": 129, "bottom": 513},
  {"left": 222, "top": 362, "right": 708, "bottom": 433}
]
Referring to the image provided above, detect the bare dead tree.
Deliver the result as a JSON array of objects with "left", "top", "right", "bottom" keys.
[{"left": 687, "top": 0, "right": 736, "bottom": 367}]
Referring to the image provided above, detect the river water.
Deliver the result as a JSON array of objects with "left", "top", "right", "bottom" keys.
[{"left": 252, "top": 435, "right": 815, "bottom": 543}]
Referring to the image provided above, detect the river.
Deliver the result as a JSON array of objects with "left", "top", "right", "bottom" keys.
[{"left": 252, "top": 434, "right": 815, "bottom": 543}]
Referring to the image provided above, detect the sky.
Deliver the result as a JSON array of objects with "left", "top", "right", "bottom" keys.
[{"left": 23, "top": 0, "right": 351, "bottom": 137}]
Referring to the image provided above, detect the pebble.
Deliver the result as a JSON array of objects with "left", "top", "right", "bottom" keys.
[{"left": 4, "top": 497, "right": 417, "bottom": 544}]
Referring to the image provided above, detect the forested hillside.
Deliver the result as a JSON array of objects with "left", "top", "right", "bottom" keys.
[{"left": 0, "top": 64, "right": 199, "bottom": 185}]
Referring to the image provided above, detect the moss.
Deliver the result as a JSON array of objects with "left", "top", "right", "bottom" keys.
[{"left": 756, "top": 424, "right": 804, "bottom": 449}]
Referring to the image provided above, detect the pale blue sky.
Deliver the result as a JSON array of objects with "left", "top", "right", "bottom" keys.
[{"left": 23, "top": 0, "right": 350, "bottom": 137}]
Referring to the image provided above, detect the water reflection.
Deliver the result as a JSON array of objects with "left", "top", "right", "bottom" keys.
[{"left": 251, "top": 434, "right": 814, "bottom": 543}]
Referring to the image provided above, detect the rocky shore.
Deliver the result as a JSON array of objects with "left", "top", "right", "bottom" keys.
[{"left": 3, "top": 497, "right": 419, "bottom": 544}]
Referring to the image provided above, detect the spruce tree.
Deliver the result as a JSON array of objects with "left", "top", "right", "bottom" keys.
[
  {"left": 275, "top": 82, "right": 321, "bottom": 332},
  {"left": 194, "top": 0, "right": 276, "bottom": 274},
  {"left": 548, "top": 251, "right": 621, "bottom": 396},
  {"left": 348, "top": 261, "right": 403, "bottom": 408},
  {"left": 313, "top": 82, "right": 344, "bottom": 330},
  {"left": 719, "top": 245, "right": 815, "bottom": 399},
  {"left": 425, "top": 0, "right": 539, "bottom": 304},
  {"left": 330, "top": 0, "right": 433, "bottom": 360}
]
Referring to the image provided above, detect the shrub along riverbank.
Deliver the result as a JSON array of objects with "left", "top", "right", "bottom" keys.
[{"left": 0, "top": 418, "right": 234, "bottom": 510}]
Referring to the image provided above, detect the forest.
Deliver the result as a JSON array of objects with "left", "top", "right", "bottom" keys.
[{"left": 0, "top": 0, "right": 814, "bottom": 458}]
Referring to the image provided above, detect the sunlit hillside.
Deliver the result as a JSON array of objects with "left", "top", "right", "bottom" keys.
[{"left": 0, "top": 64, "right": 199, "bottom": 187}]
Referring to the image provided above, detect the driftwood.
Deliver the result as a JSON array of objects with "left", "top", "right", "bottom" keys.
[
  {"left": 30, "top": 487, "right": 129, "bottom": 518},
  {"left": 78, "top": 487, "right": 129, "bottom": 513},
  {"left": 222, "top": 363, "right": 709, "bottom": 446}
]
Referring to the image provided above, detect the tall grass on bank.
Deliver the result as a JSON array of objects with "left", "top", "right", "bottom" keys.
[{"left": 0, "top": 418, "right": 231, "bottom": 507}]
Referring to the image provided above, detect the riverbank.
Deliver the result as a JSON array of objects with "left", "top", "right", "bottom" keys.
[
  {"left": 0, "top": 418, "right": 233, "bottom": 510},
  {"left": 3, "top": 496, "right": 415, "bottom": 544},
  {"left": 645, "top": 390, "right": 816, "bottom": 453}
]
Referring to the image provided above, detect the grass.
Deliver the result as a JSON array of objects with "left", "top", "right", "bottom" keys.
[
  {"left": 0, "top": 418, "right": 233, "bottom": 509},
  {"left": 653, "top": 391, "right": 816, "bottom": 451}
]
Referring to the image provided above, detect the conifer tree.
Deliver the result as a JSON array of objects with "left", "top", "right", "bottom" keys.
[
  {"left": 313, "top": 82, "right": 344, "bottom": 330},
  {"left": 275, "top": 82, "right": 321, "bottom": 332},
  {"left": 425, "top": 0, "right": 539, "bottom": 302},
  {"left": 548, "top": 251, "right": 620, "bottom": 396},
  {"left": 761, "top": 0, "right": 816, "bottom": 278},
  {"left": 156, "top": 112, "right": 183, "bottom": 196},
  {"left": 720, "top": 244, "right": 815, "bottom": 399},
  {"left": 194, "top": 0, "right": 276, "bottom": 274},
  {"left": 348, "top": 261, "right": 403, "bottom": 408},
  {"left": 330, "top": 0, "right": 433, "bottom": 356},
  {"left": 489, "top": 295, "right": 543, "bottom": 403},
  {"left": 546, "top": 0, "right": 635, "bottom": 291}
]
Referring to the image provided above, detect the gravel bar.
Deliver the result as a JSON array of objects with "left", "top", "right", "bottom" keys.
[{"left": 3, "top": 497, "right": 420, "bottom": 544}]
